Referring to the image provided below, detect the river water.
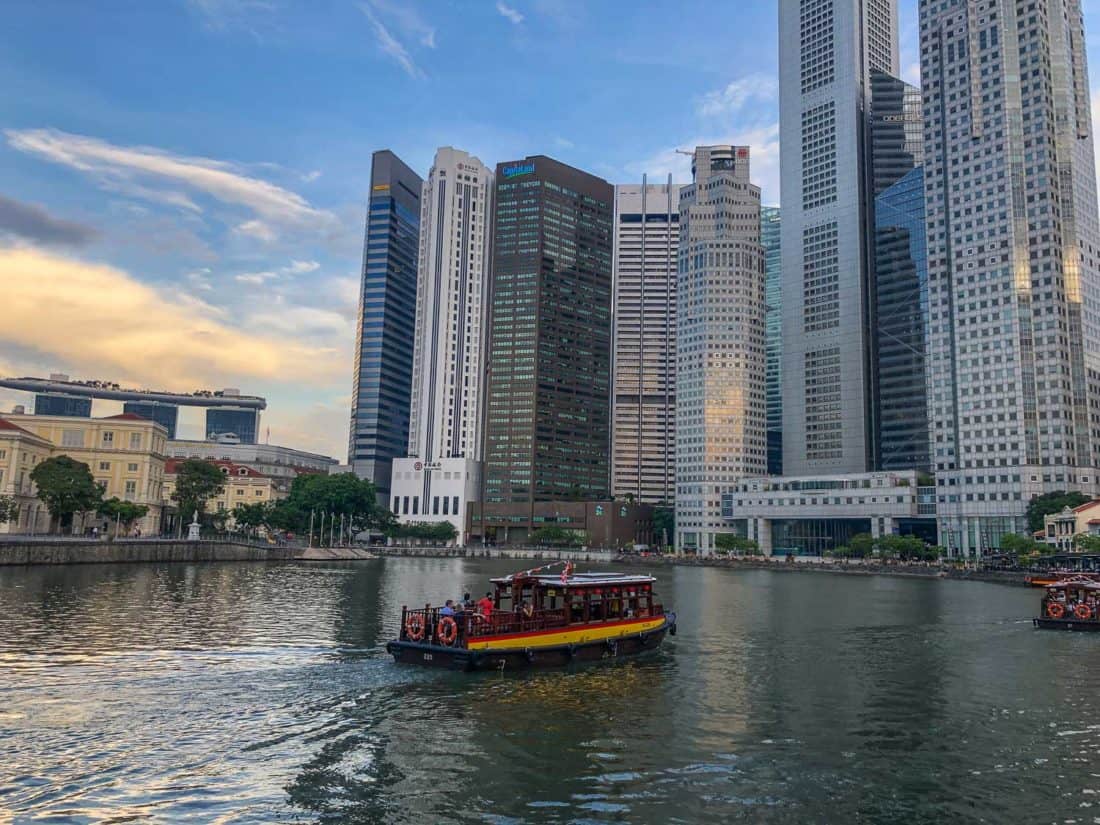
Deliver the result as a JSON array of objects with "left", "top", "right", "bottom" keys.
[{"left": 1, "top": 558, "right": 1098, "bottom": 824}]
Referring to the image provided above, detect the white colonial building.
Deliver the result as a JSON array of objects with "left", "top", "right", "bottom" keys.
[{"left": 390, "top": 147, "right": 493, "bottom": 542}]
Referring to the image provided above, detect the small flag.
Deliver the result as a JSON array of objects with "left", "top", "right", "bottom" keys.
[{"left": 560, "top": 560, "right": 573, "bottom": 586}]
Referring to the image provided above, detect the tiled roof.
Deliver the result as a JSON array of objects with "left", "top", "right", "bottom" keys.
[
  {"left": 101, "top": 413, "right": 152, "bottom": 421},
  {"left": 0, "top": 417, "right": 40, "bottom": 436},
  {"left": 164, "top": 458, "right": 267, "bottom": 478}
]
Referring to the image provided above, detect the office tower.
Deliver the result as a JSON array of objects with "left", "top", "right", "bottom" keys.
[
  {"left": 675, "top": 146, "right": 766, "bottom": 553},
  {"left": 205, "top": 407, "right": 259, "bottom": 444},
  {"left": 123, "top": 401, "right": 179, "bottom": 439},
  {"left": 762, "top": 206, "right": 782, "bottom": 475},
  {"left": 34, "top": 393, "right": 91, "bottom": 417},
  {"left": 868, "top": 69, "right": 927, "bottom": 472},
  {"left": 921, "top": 0, "right": 1100, "bottom": 554},
  {"left": 348, "top": 150, "right": 422, "bottom": 504},
  {"left": 389, "top": 148, "right": 493, "bottom": 538},
  {"left": 779, "top": 0, "right": 900, "bottom": 475},
  {"left": 611, "top": 177, "right": 681, "bottom": 505},
  {"left": 482, "top": 156, "right": 614, "bottom": 521}
]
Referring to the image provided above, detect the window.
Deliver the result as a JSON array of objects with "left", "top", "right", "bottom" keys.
[
  {"left": 99, "top": 462, "right": 111, "bottom": 471},
  {"left": 236, "top": 488, "right": 244, "bottom": 496},
  {"left": 129, "top": 432, "right": 142, "bottom": 449},
  {"left": 124, "top": 480, "right": 137, "bottom": 498},
  {"left": 102, "top": 431, "right": 114, "bottom": 445},
  {"left": 128, "top": 463, "right": 138, "bottom": 472},
  {"left": 61, "top": 430, "right": 84, "bottom": 448},
  {"left": 255, "top": 490, "right": 263, "bottom": 497},
  {"left": 452, "top": 496, "right": 459, "bottom": 516}
]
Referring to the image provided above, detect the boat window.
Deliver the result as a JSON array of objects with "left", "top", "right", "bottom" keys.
[
  {"left": 570, "top": 592, "right": 585, "bottom": 623},
  {"left": 589, "top": 592, "right": 604, "bottom": 622},
  {"left": 498, "top": 594, "right": 512, "bottom": 612}
]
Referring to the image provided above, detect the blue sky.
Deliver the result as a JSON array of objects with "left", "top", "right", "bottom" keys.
[{"left": 0, "top": 0, "right": 1098, "bottom": 459}]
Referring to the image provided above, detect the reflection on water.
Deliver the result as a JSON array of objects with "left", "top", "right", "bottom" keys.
[{"left": 1, "top": 559, "right": 1098, "bottom": 823}]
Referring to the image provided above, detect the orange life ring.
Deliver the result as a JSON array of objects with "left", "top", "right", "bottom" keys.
[
  {"left": 1074, "top": 603, "right": 1093, "bottom": 620},
  {"left": 1047, "top": 602, "right": 1065, "bottom": 620},
  {"left": 437, "top": 616, "right": 458, "bottom": 646},
  {"left": 405, "top": 613, "right": 425, "bottom": 641}
]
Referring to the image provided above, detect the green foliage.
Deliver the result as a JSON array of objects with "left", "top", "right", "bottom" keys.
[
  {"left": 714, "top": 534, "right": 761, "bottom": 555},
  {"left": 999, "top": 532, "right": 1051, "bottom": 563},
  {"left": 97, "top": 497, "right": 149, "bottom": 532},
  {"left": 848, "top": 533, "right": 875, "bottom": 558},
  {"left": 231, "top": 501, "right": 271, "bottom": 534},
  {"left": 1026, "top": 491, "right": 1092, "bottom": 533},
  {"left": 652, "top": 505, "right": 674, "bottom": 550},
  {"left": 875, "top": 534, "right": 933, "bottom": 561},
  {"left": 0, "top": 494, "right": 19, "bottom": 525},
  {"left": 171, "top": 459, "right": 226, "bottom": 518},
  {"left": 286, "top": 472, "right": 393, "bottom": 536},
  {"left": 530, "top": 525, "right": 582, "bottom": 546},
  {"left": 30, "top": 455, "right": 103, "bottom": 529},
  {"left": 1073, "top": 533, "right": 1100, "bottom": 553},
  {"left": 390, "top": 521, "right": 458, "bottom": 542}
]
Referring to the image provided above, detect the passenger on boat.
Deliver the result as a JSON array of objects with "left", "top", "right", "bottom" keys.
[
  {"left": 520, "top": 600, "right": 534, "bottom": 620},
  {"left": 440, "top": 599, "right": 456, "bottom": 617},
  {"left": 477, "top": 592, "right": 494, "bottom": 617},
  {"left": 462, "top": 592, "right": 473, "bottom": 609}
]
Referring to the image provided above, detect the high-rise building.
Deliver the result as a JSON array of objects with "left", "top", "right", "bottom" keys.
[
  {"left": 675, "top": 146, "right": 766, "bottom": 553},
  {"left": 476, "top": 155, "right": 613, "bottom": 542},
  {"left": 34, "top": 393, "right": 91, "bottom": 418},
  {"left": 611, "top": 177, "right": 681, "bottom": 506},
  {"left": 348, "top": 150, "right": 422, "bottom": 504},
  {"left": 779, "top": 0, "right": 900, "bottom": 475},
  {"left": 123, "top": 401, "right": 179, "bottom": 439},
  {"left": 205, "top": 407, "right": 259, "bottom": 445},
  {"left": 762, "top": 206, "right": 783, "bottom": 475},
  {"left": 389, "top": 148, "right": 493, "bottom": 540},
  {"left": 920, "top": 0, "right": 1100, "bottom": 554}
]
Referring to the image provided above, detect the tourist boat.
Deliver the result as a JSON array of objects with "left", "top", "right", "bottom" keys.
[
  {"left": 1034, "top": 576, "right": 1100, "bottom": 631},
  {"left": 385, "top": 563, "right": 677, "bottom": 671}
]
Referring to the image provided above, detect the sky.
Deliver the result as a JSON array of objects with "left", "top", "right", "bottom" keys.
[{"left": 2, "top": 0, "right": 1100, "bottom": 460}]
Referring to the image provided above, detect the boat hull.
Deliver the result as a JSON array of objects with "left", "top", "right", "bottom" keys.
[
  {"left": 1033, "top": 617, "right": 1100, "bottom": 631},
  {"left": 386, "top": 613, "right": 676, "bottom": 671}
]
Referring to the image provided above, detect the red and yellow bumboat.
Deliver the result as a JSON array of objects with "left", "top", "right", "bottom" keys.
[{"left": 386, "top": 566, "right": 677, "bottom": 671}]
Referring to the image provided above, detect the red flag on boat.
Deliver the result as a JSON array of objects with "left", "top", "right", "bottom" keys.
[{"left": 560, "top": 560, "right": 573, "bottom": 586}]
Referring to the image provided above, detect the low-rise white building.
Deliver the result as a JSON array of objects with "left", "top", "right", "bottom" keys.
[
  {"left": 390, "top": 457, "right": 481, "bottom": 542},
  {"left": 722, "top": 470, "right": 937, "bottom": 556}
]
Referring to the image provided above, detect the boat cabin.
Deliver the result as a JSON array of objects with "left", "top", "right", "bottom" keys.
[
  {"left": 1038, "top": 577, "right": 1100, "bottom": 623},
  {"left": 397, "top": 572, "right": 665, "bottom": 649}
]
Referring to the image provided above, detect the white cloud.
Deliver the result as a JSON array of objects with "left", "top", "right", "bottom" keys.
[
  {"left": 301, "top": 169, "right": 322, "bottom": 182},
  {"left": 234, "top": 259, "right": 320, "bottom": 285},
  {"left": 234, "top": 219, "right": 277, "bottom": 242},
  {"left": 553, "top": 136, "right": 575, "bottom": 149},
  {"left": 359, "top": 3, "right": 424, "bottom": 78},
  {"left": 185, "top": 268, "right": 214, "bottom": 292},
  {"left": 6, "top": 129, "right": 337, "bottom": 237},
  {"left": 285, "top": 259, "right": 320, "bottom": 274},
  {"left": 697, "top": 75, "right": 778, "bottom": 118},
  {"left": 627, "top": 123, "right": 782, "bottom": 205},
  {"left": 496, "top": 2, "right": 524, "bottom": 24},
  {"left": 235, "top": 270, "right": 278, "bottom": 284}
]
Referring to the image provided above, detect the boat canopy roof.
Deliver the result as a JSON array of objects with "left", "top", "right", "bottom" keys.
[
  {"left": 490, "top": 571, "right": 656, "bottom": 588},
  {"left": 1046, "top": 577, "right": 1100, "bottom": 590}
]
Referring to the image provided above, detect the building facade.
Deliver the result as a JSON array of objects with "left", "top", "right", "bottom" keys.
[
  {"left": 124, "top": 401, "right": 179, "bottom": 439},
  {"left": 348, "top": 150, "right": 422, "bottom": 504},
  {"left": 611, "top": 177, "right": 681, "bottom": 505},
  {"left": 34, "top": 393, "right": 91, "bottom": 418},
  {"left": 477, "top": 155, "right": 614, "bottom": 543},
  {"left": 0, "top": 418, "right": 54, "bottom": 534},
  {"left": 675, "top": 146, "right": 767, "bottom": 553},
  {"left": 165, "top": 438, "right": 338, "bottom": 493},
  {"left": 163, "top": 458, "right": 280, "bottom": 531},
  {"left": 204, "top": 407, "right": 259, "bottom": 445},
  {"left": 779, "top": 0, "right": 900, "bottom": 475},
  {"left": 920, "top": 0, "right": 1100, "bottom": 554},
  {"left": 4, "top": 412, "right": 167, "bottom": 535},
  {"left": 762, "top": 206, "right": 783, "bottom": 475},
  {"left": 390, "top": 148, "right": 494, "bottom": 541}
]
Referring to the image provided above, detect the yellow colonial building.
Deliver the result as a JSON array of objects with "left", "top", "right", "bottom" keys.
[
  {"left": 0, "top": 418, "right": 55, "bottom": 533},
  {"left": 162, "top": 458, "right": 281, "bottom": 531},
  {"left": 2, "top": 412, "right": 167, "bottom": 535}
]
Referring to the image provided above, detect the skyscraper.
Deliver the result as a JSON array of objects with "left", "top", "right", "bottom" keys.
[
  {"left": 675, "top": 146, "right": 766, "bottom": 553},
  {"left": 348, "top": 150, "right": 422, "bottom": 504},
  {"left": 920, "top": 0, "right": 1100, "bottom": 554},
  {"left": 762, "top": 206, "right": 783, "bottom": 475},
  {"left": 611, "top": 177, "right": 681, "bottom": 506},
  {"left": 34, "top": 393, "right": 91, "bottom": 418},
  {"left": 123, "top": 401, "right": 179, "bottom": 439},
  {"left": 205, "top": 407, "right": 259, "bottom": 444},
  {"left": 779, "top": 0, "right": 900, "bottom": 475},
  {"left": 478, "top": 156, "right": 613, "bottom": 540},
  {"left": 389, "top": 148, "right": 493, "bottom": 539}
]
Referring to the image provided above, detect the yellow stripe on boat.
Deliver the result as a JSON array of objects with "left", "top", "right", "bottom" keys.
[{"left": 466, "top": 617, "right": 666, "bottom": 651}]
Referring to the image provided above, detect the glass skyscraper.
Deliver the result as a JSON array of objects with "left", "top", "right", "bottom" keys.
[
  {"left": 762, "top": 206, "right": 782, "bottom": 475},
  {"left": 123, "top": 401, "right": 179, "bottom": 439},
  {"left": 348, "top": 150, "right": 422, "bottom": 504},
  {"left": 34, "top": 393, "right": 91, "bottom": 417},
  {"left": 482, "top": 156, "right": 614, "bottom": 512},
  {"left": 205, "top": 407, "right": 259, "bottom": 444}
]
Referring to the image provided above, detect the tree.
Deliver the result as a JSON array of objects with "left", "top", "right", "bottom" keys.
[
  {"left": 171, "top": 459, "right": 226, "bottom": 520},
  {"left": 1000, "top": 532, "right": 1050, "bottom": 565},
  {"left": 389, "top": 521, "right": 458, "bottom": 543},
  {"left": 875, "top": 534, "right": 928, "bottom": 561},
  {"left": 653, "top": 505, "right": 674, "bottom": 551},
  {"left": 714, "top": 534, "right": 760, "bottom": 555},
  {"left": 231, "top": 501, "right": 271, "bottom": 536},
  {"left": 30, "top": 455, "right": 103, "bottom": 532},
  {"left": 1026, "top": 491, "right": 1092, "bottom": 533},
  {"left": 286, "top": 472, "right": 393, "bottom": 537},
  {"left": 97, "top": 497, "right": 149, "bottom": 537},
  {"left": 530, "top": 525, "right": 582, "bottom": 546},
  {"left": 848, "top": 533, "right": 875, "bottom": 558},
  {"left": 0, "top": 494, "right": 19, "bottom": 526},
  {"left": 1074, "top": 533, "right": 1100, "bottom": 553}
]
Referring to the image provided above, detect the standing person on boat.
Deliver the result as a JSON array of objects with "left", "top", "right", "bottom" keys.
[
  {"left": 440, "top": 600, "right": 456, "bottom": 617},
  {"left": 520, "top": 600, "right": 534, "bottom": 620},
  {"left": 462, "top": 592, "right": 473, "bottom": 609},
  {"left": 477, "top": 592, "right": 494, "bottom": 617}
]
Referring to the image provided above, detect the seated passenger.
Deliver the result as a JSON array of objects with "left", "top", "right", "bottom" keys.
[{"left": 440, "top": 599, "right": 456, "bottom": 617}]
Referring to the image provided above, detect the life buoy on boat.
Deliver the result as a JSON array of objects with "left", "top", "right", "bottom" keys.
[
  {"left": 1046, "top": 602, "right": 1065, "bottom": 620},
  {"left": 405, "top": 614, "right": 425, "bottom": 641},
  {"left": 1074, "top": 603, "right": 1093, "bottom": 620},
  {"left": 436, "top": 616, "right": 458, "bottom": 646}
]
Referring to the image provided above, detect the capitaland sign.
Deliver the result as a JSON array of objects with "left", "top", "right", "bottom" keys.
[{"left": 502, "top": 162, "right": 535, "bottom": 179}]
